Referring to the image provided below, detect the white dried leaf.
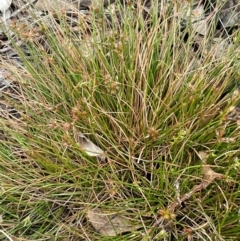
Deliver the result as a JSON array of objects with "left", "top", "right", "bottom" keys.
[
  {"left": 187, "top": 4, "right": 207, "bottom": 35},
  {"left": 87, "top": 208, "right": 140, "bottom": 236},
  {"left": 0, "top": 0, "right": 12, "bottom": 32},
  {"left": 192, "top": 19, "right": 208, "bottom": 35},
  {"left": 76, "top": 132, "right": 105, "bottom": 159}
]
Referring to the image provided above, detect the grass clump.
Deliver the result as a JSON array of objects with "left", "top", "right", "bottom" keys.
[{"left": 0, "top": 1, "right": 240, "bottom": 240}]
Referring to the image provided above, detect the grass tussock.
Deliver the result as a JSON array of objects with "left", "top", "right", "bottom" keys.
[{"left": 0, "top": 2, "right": 240, "bottom": 240}]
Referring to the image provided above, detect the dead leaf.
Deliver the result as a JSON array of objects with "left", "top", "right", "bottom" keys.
[
  {"left": 188, "top": 4, "right": 207, "bottom": 35},
  {"left": 180, "top": 2, "right": 208, "bottom": 35},
  {"left": 198, "top": 151, "right": 209, "bottom": 162},
  {"left": 75, "top": 131, "right": 106, "bottom": 159},
  {"left": 87, "top": 208, "right": 140, "bottom": 236},
  {"left": 202, "top": 164, "right": 224, "bottom": 187}
]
